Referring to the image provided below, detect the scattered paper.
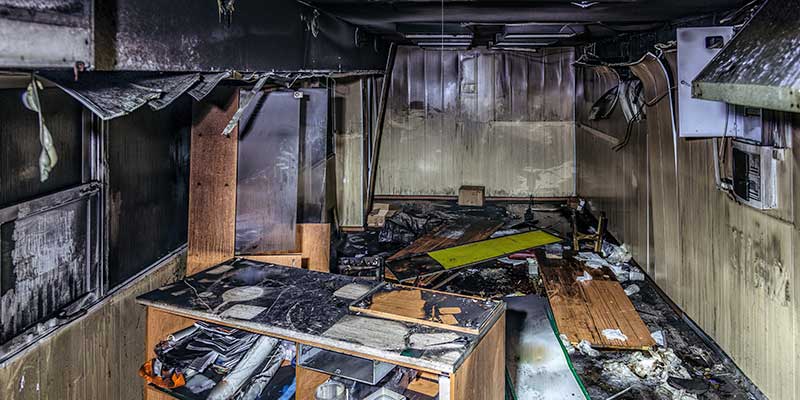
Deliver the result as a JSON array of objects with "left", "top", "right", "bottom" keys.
[
  {"left": 576, "top": 271, "right": 593, "bottom": 282},
  {"left": 629, "top": 270, "right": 645, "bottom": 281},
  {"left": 602, "top": 328, "right": 628, "bottom": 342},
  {"left": 526, "top": 257, "right": 540, "bottom": 277},
  {"left": 651, "top": 331, "right": 666, "bottom": 347},
  {"left": 577, "top": 339, "right": 600, "bottom": 357},
  {"left": 498, "top": 257, "right": 527, "bottom": 266},
  {"left": 624, "top": 284, "right": 640, "bottom": 296}
]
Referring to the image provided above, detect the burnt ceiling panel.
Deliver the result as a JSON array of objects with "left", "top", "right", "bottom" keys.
[{"left": 308, "top": 0, "right": 750, "bottom": 46}]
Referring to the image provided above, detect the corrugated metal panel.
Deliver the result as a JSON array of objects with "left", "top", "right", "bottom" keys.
[
  {"left": 334, "top": 79, "right": 366, "bottom": 227},
  {"left": 376, "top": 46, "right": 576, "bottom": 197}
]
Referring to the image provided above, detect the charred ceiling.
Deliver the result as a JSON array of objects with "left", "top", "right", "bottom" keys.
[{"left": 308, "top": 0, "right": 750, "bottom": 49}]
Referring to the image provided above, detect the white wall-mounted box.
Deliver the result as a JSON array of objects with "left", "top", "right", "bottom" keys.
[{"left": 677, "top": 26, "right": 735, "bottom": 137}]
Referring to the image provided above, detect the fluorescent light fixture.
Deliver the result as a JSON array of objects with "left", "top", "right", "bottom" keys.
[
  {"left": 416, "top": 41, "right": 471, "bottom": 49},
  {"left": 493, "top": 40, "right": 558, "bottom": 47},
  {"left": 501, "top": 32, "right": 577, "bottom": 39},
  {"left": 405, "top": 33, "right": 474, "bottom": 39}
]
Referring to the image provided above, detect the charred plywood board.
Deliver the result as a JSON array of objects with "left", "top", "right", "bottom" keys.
[
  {"left": 349, "top": 284, "right": 503, "bottom": 335},
  {"left": 387, "top": 216, "right": 503, "bottom": 262},
  {"left": 187, "top": 88, "right": 239, "bottom": 275},
  {"left": 387, "top": 230, "right": 561, "bottom": 282},
  {"left": 235, "top": 90, "right": 301, "bottom": 254},
  {"left": 297, "top": 88, "right": 329, "bottom": 224},
  {"left": 0, "top": 200, "right": 91, "bottom": 344},
  {"left": 538, "top": 252, "right": 655, "bottom": 350}
]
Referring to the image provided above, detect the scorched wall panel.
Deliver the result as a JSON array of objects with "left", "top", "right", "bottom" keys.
[{"left": 376, "top": 47, "right": 576, "bottom": 197}]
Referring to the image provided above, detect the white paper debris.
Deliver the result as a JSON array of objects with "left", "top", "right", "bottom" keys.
[
  {"left": 574, "top": 252, "right": 611, "bottom": 267},
  {"left": 576, "top": 271, "right": 593, "bottom": 282},
  {"left": 602, "top": 241, "right": 633, "bottom": 264},
  {"left": 629, "top": 270, "right": 645, "bottom": 281},
  {"left": 498, "top": 257, "right": 527, "bottom": 266},
  {"left": 651, "top": 331, "right": 666, "bottom": 347},
  {"left": 602, "top": 328, "right": 628, "bottom": 342},
  {"left": 609, "top": 264, "right": 629, "bottom": 281},
  {"left": 624, "top": 284, "right": 640, "bottom": 296},
  {"left": 526, "top": 257, "right": 539, "bottom": 277},
  {"left": 559, "top": 334, "right": 575, "bottom": 355},
  {"left": 577, "top": 339, "right": 600, "bottom": 357}
]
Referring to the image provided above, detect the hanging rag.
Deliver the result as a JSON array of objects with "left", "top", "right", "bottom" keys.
[{"left": 22, "top": 76, "right": 58, "bottom": 182}]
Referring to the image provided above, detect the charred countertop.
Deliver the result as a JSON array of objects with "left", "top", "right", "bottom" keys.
[{"left": 137, "top": 258, "right": 503, "bottom": 374}]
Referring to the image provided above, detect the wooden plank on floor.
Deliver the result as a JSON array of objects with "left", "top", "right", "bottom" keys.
[
  {"left": 387, "top": 216, "right": 503, "bottom": 261},
  {"left": 538, "top": 253, "right": 655, "bottom": 350},
  {"left": 187, "top": 87, "right": 239, "bottom": 276}
]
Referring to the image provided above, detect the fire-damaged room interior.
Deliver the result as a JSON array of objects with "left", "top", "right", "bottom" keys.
[{"left": 1, "top": 0, "right": 798, "bottom": 399}]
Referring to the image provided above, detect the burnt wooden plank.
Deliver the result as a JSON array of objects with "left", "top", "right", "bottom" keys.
[
  {"left": 538, "top": 251, "right": 655, "bottom": 350},
  {"left": 187, "top": 87, "right": 239, "bottom": 275},
  {"left": 387, "top": 216, "right": 502, "bottom": 261},
  {"left": 349, "top": 284, "right": 502, "bottom": 335}
]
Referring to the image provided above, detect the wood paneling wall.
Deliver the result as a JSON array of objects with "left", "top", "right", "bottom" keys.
[
  {"left": 377, "top": 46, "right": 576, "bottom": 197},
  {"left": 576, "top": 51, "right": 798, "bottom": 399},
  {"left": 0, "top": 251, "right": 186, "bottom": 400}
]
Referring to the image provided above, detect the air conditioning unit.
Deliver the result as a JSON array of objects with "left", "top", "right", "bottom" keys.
[{"left": 731, "top": 140, "right": 779, "bottom": 209}]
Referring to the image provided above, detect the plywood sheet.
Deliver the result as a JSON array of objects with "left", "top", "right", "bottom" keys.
[
  {"left": 187, "top": 88, "right": 239, "bottom": 275},
  {"left": 349, "top": 285, "right": 503, "bottom": 335},
  {"left": 387, "top": 216, "right": 503, "bottom": 261},
  {"left": 235, "top": 90, "right": 301, "bottom": 254},
  {"left": 539, "top": 254, "right": 655, "bottom": 350},
  {"left": 429, "top": 230, "right": 561, "bottom": 270},
  {"left": 450, "top": 314, "right": 505, "bottom": 400}
]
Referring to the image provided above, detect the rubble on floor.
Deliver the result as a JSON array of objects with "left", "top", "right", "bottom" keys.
[{"left": 335, "top": 200, "right": 762, "bottom": 400}]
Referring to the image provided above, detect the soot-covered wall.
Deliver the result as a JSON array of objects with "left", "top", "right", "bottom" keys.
[
  {"left": 576, "top": 52, "right": 800, "bottom": 399},
  {"left": 107, "top": 99, "right": 191, "bottom": 287},
  {"left": 376, "top": 46, "right": 576, "bottom": 197}
]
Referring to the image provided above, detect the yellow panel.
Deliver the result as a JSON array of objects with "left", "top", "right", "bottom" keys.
[{"left": 428, "top": 230, "right": 560, "bottom": 269}]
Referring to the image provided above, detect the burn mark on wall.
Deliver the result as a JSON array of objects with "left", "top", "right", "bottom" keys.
[{"left": 729, "top": 226, "right": 792, "bottom": 306}]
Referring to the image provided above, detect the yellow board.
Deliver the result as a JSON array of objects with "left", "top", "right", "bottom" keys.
[{"left": 428, "top": 230, "right": 561, "bottom": 269}]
